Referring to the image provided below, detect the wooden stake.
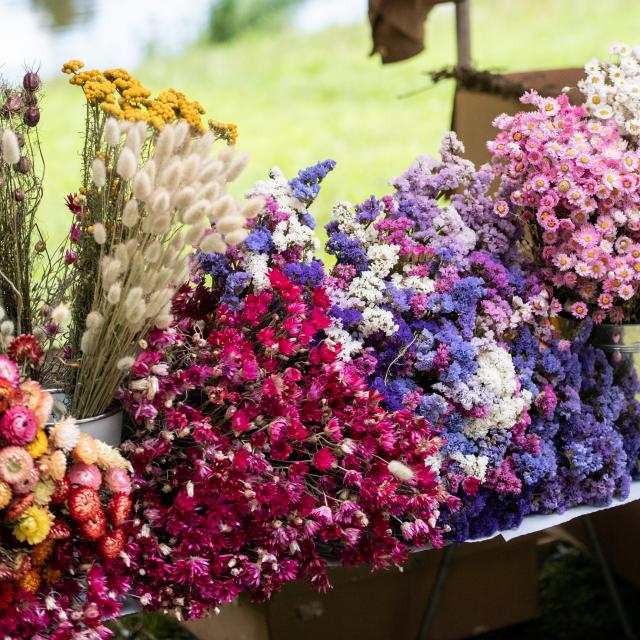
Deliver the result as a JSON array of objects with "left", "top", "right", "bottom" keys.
[{"left": 455, "top": 0, "right": 472, "bottom": 68}]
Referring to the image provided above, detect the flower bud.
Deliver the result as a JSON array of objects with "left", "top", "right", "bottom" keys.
[
  {"left": 104, "top": 118, "right": 121, "bottom": 147},
  {"left": 133, "top": 172, "right": 152, "bottom": 201},
  {"left": 23, "top": 106, "right": 40, "bottom": 127},
  {"left": 217, "top": 215, "right": 245, "bottom": 233},
  {"left": 17, "top": 156, "right": 31, "bottom": 174},
  {"left": 224, "top": 228, "right": 249, "bottom": 245},
  {"left": 199, "top": 232, "right": 226, "bottom": 254},
  {"left": 92, "top": 223, "right": 107, "bottom": 245},
  {"left": 23, "top": 71, "right": 41, "bottom": 92},
  {"left": 14, "top": 188, "right": 24, "bottom": 202},
  {"left": 122, "top": 199, "right": 139, "bottom": 228}
]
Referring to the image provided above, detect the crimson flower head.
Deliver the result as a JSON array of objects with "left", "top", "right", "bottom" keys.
[
  {"left": 313, "top": 448, "right": 335, "bottom": 471},
  {"left": 7, "top": 334, "right": 42, "bottom": 367}
]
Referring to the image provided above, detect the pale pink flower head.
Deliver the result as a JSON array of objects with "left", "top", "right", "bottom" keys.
[
  {"left": 104, "top": 466, "right": 132, "bottom": 494},
  {"left": 12, "top": 467, "right": 39, "bottom": 495},
  {"left": 0, "top": 356, "right": 19, "bottom": 386},
  {"left": 598, "top": 292, "right": 614, "bottom": 309},
  {"left": 493, "top": 200, "right": 509, "bottom": 217},
  {"left": 0, "top": 446, "right": 34, "bottom": 485},
  {"left": 68, "top": 463, "right": 103, "bottom": 490},
  {"left": 17, "top": 381, "right": 53, "bottom": 430},
  {"left": 554, "top": 253, "right": 574, "bottom": 271},
  {"left": 576, "top": 226, "right": 600, "bottom": 248},
  {"left": 615, "top": 236, "right": 633, "bottom": 253},
  {"left": 618, "top": 283, "right": 635, "bottom": 300}
]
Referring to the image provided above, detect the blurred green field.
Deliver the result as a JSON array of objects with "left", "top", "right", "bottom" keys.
[{"left": 37, "top": 0, "right": 640, "bottom": 248}]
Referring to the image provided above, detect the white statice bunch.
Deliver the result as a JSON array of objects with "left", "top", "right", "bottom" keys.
[
  {"left": 449, "top": 452, "right": 490, "bottom": 483},
  {"left": 389, "top": 264, "right": 436, "bottom": 294},
  {"left": 432, "top": 206, "right": 477, "bottom": 258},
  {"left": 73, "top": 118, "right": 250, "bottom": 418},
  {"left": 330, "top": 200, "right": 379, "bottom": 244},
  {"left": 462, "top": 344, "right": 532, "bottom": 439},
  {"left": 246, "top": 167, "right": 319, "bottom": 260},
  {"left": 578, "top": 43, "right": 640, "bottom": 137},
  {"left": 240, "top": 166, "right": 323, "bottom": 291}
]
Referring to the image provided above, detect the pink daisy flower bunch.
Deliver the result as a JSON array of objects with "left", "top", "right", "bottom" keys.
[
  {"left": 489, "top": 90, "right": 640, "bottom": 322},
  {"left": 120, "top": 266, "right": 454, "bottom": 619}
]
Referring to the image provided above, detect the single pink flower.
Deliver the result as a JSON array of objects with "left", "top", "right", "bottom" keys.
[
  {"left": 0, "top": 406, "right": 37, "bottom": 445},
  {"left": 68, "top": 463, "right": 102, "bottom": 490},
  {"left": 104, "top": 467, "right": 131, "bottom": 494},
  {"left": 313, "top": 448, "right": 336, "bottom": 471}
]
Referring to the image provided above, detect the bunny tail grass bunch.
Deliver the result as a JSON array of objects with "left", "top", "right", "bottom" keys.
[{"left": 69, "top": 117, "right": 256, "bottom": 418}]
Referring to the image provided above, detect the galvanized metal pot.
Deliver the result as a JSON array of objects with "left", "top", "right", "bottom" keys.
[{"left": 46, "top": 390, "right": 123, "bottom": 446}]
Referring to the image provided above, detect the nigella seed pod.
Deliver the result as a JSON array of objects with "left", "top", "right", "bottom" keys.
[
  {"left": 24, "top": 91, "right": 38, "bottom": 107},
  {"left": 23, "top": 106, "right": 40, "bottom": 127},
  {"left": 14, "top": 188, "right": 24, "bottom": 202},
  {"left": 23, "top": 72, "right": 41, "bottom": 92},
  {"left": 17, "top": 156, "right": 31, "bottom": 174},
  {"left": 34, "top": 240, "right": 46, "bottom": 253},
  {"left": 3, "top": 94, "right": 23, "bottom": 113}
]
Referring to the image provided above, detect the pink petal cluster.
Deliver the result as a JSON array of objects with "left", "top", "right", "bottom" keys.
[
  {"left": 0, "top": 405, "right": 37, "bottom": 445},
  {"left": 489, "top": 90, "right": 640, "bottom": 322}
]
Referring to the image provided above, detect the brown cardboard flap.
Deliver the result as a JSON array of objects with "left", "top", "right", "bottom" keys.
[
  {"left": 182, "top": 597, "right": 270, "bottom": 640},
  {"left": 451, "top": 67, "right": 583, "bottom": 167}
]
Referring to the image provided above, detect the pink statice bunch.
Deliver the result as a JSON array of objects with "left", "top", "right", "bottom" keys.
[
  {"left": 489, "top": 90, "right": 640, "bottom": 322},
  {"left": 121, "top": 266, "right": 454, "bottom": 619}
]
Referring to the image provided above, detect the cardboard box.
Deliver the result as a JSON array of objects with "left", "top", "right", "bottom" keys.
[
  {"left": 451, "top": 68, "right": 584, "bottom": 167},
  {"left": 183, "top": 597, "right": 270, "bottom": 640},
  {"left": 182, "top": 534, "right": 540, "bottom": 640}
]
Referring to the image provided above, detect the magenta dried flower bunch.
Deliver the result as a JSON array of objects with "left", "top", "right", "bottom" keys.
[{"left": 120, "top": 257, "right": 454, "bottom": 619}]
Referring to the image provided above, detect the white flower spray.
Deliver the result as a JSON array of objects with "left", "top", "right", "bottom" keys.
[{"left": 71, "top": 118, "right": 249, "bottom": 417}]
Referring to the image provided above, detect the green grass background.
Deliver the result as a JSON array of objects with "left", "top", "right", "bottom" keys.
[{"left": 37, "top": 0, "right": 640, "bottom": 249}]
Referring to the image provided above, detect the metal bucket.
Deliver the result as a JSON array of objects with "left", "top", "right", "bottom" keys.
[
  {"left": 556, "top": 316, "right": 640, "bottom": 385},
  {"left": 46, "top": 390, "right": 123, "bottom": 446}
]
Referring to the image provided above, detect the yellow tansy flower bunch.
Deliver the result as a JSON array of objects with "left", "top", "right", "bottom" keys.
[
  {"left": 62, "top": 60, "right": 210, "bottom": 132},
  {"left": 209, "top": 118, "right": 239, "bottom": 145}
]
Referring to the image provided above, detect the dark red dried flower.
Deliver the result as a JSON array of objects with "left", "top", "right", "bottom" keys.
[
  {"left": 49, "top": 520, "right": 71, "bottom": 539},
  {"left": 78, "top": 509, "right": 107, "bottom": 541},
  {"left": 22, "top": 72, "right": 41, "bottom": 92},
  {"left": 7, "top": 335, "right": 43, "bottom": 367},
  {"left": 97, "top": 528, "right": 125, "bottom": 560},
  {"left": 68, "top": 487, "right": 101, "bottom": 522},
  {"left": 50, "top": 478, "right": 71, "bottom": 505},
  {"left": 107, "top": 494, "right": 131, "bottom": 526}
]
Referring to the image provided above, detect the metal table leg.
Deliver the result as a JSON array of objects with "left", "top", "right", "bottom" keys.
[
  {"left": 584, "top": 515, "right": 637, "bottom": 640},
  {"left": 416, "top": 546, "right": 456, "bottom": 640}
]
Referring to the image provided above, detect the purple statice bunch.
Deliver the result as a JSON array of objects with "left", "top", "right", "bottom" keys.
[
  {"left": 446, "top": 321, "right": 640, "bottom": 541},
  {"left": 392, "top": 132, "right": 522, "bottom": 264},
  {"left": 323, "top": 133, "right": 551, "bottom": 502}
]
